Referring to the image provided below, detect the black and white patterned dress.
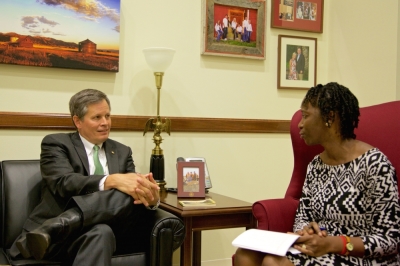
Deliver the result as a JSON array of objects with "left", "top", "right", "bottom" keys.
[{"left": 287, "top": 148, "right": 400, "bottom": 265}]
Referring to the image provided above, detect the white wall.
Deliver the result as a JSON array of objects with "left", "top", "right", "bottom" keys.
[
  {"left": 0, "top": 1, "right": 398, "bottom": 265},
  {"left": 326, "top": 1, "right": 399, "bottom": 104}
]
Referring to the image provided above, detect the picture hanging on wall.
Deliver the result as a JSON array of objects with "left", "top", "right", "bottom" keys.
[
  {"left": 278, "top": 35, "right": 317, "bottom": 90},
  {"left": 0, "top": 0, "right": 121, "bottom": 72},
  {"left": 271, "top": 0, "right": 324, "bottom": 33},
  {"left": 201, "top": 0, "right": 266, "bottom": 60}
]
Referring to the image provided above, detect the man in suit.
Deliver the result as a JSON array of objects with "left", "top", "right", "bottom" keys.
[
  {"left": 10, "top": 89, "right": 160, "bottom": 265},
  {"left": 296, "top": 47, "right": 306, "bottom": 80}
]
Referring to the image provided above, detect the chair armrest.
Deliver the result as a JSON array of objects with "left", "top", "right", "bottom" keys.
[
  {"left": 149, "top": 209, "right": 185, "bottom": 266},
  {"left": 128, "top": 208, "right": 184, "bottom": 266},
  {"left": 252, "top": 198, "right": 299, "bottom": 233}
]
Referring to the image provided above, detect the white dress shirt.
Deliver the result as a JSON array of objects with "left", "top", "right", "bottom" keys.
[
  {"left": 223, "top": 17, "right": 228, "bottom": 28},
  {"left": 79, "top": 134, "right": 108, "bottom": 190}
]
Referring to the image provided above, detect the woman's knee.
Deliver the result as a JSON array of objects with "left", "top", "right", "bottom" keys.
[
  {"left": 262, "top": 254, "right": 293, "bottom": 266},
  {"left": 234, "top": 248, "right": 264, "bottom": 265}
]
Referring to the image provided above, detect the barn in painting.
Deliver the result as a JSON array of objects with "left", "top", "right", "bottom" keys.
[
  {"left": 78, "top": 39, "right": 97, "bottom": 54},
  {"left": 17, "top": 36, "right": 33, "bottom": 48}
]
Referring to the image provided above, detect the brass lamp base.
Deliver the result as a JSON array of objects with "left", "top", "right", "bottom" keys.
[{"left": 150, "top": 154, "right": 166, "bottom": 190}]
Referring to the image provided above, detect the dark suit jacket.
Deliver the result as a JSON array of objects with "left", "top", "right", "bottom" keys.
[
  {"left": 10, "top": 132, "right": 135, "bottom": 257},
  {"left": 296, "top": 53, "right": 305, "bottom": 73}
]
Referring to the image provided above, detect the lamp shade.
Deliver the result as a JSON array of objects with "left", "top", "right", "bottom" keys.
[{"left": 143, "top": 47, "right": 175, "bottom": 72}]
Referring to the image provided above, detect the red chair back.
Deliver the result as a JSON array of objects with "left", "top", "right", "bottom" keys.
[{"left": 284, "top": 101, "right": 400, "bottom": 200}]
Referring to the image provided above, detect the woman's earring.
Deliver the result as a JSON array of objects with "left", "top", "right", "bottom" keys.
[{"left": 325, "top": 122, "right": 329, "bottom": 127}]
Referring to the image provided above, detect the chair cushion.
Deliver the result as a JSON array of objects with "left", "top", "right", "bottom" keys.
[
  {"left": 0, "top": 249, "right": 10, "bottom": 265},
  {"left": 111, "top": 253, "right": 146, "bottom": 266}
]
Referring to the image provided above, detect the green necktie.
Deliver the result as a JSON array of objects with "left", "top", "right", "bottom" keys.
[{"left": 93, "top": 145, "right": 104, "bottom": 175}]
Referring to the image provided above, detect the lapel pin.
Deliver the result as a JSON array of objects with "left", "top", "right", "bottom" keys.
[{"left": 111, "top": 151, "right": 115, "bottom": 154}]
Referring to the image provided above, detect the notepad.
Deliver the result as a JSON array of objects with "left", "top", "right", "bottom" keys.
[
  {"left": 179, "top": 198, "right": 216, "bottom": 207},
  {"left": 232, "top": 229, "right": 301, "bottom": 256}
]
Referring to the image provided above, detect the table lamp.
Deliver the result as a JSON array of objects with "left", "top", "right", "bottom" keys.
[{"left": 143, "top": 47, "right": 175, "bottom": 190}]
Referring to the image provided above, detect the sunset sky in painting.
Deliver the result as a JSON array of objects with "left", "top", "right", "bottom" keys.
[{"left": 0, "top": 0, "right": 120, "bottom": 50}]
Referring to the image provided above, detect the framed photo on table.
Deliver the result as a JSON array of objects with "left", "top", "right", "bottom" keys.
[
  {"left": 201, "top": 0, "right": 266, "bottom": 60},
  {"left": 278, "top": 35, "right": 317, "bottom": 90},
  {"left": 177, "top": 161, "right": 205, "bottom": 198},
  {"left": 271, "top": 0, "right": 324, "bottom": 33}
]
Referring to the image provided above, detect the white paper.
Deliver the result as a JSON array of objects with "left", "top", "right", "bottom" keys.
[{"left": 232, "top": 229, "right": 301, "bottom": 256}]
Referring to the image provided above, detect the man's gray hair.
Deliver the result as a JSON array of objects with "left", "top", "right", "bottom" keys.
[{"left": 69, "top": 89, "right": 111, "bottom": 120}]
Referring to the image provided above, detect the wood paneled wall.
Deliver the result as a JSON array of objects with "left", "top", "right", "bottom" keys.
[{"left": 0, "top": 112, "right": 290, "bottom": 133}]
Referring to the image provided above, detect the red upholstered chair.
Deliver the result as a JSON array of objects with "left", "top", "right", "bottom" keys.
[
  {"left": 252, "top": 100, "right": 400, "bottom": 233},
  {"left": 232, "top": 101, "right": 400, "bottom": 265}
]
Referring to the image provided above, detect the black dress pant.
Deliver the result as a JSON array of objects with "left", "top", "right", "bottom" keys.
[{"left": 44, "top": 190, "right": 147, "bottom": 266}]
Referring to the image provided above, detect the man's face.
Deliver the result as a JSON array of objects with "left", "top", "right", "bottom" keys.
[
  {"left": 73, "top": 99, "right": 111, "bottom": 145},
  {"left": 297, "top": 48, "right": 302, "bottom": 54}
]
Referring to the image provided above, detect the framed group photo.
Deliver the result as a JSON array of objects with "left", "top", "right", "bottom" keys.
[
  {"left": 177, "top": 161, "right": 205, "bottom": 198},
  {"left": 201, "top": 0, "right": 266, "bottom": 60},
  {"left": 271, "top": 0, "right": 324, "bottom": 33},
  {"left": 278, "top": 35, "right": 317, "bottom": 90}
]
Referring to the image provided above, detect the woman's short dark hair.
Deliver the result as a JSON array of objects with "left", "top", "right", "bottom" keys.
[
  {"left": 69, "top": 89, "right": 111, "bottom": 120},
  {"left": 301, "top": 82, "right": 360, "bottom": 139}
]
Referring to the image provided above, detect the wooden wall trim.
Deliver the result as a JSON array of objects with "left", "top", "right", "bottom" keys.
[{"left": 0, "top": 112, "right": 290, "bottom": 133}]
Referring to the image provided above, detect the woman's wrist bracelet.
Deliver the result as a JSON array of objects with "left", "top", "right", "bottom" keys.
[{"left": 339, "top": 235, "right": 347, "bottom": 255}]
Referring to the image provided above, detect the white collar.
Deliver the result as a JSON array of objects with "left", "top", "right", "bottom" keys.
[{"left": 79, "top": 134, "right": 104, "bottom": 155}]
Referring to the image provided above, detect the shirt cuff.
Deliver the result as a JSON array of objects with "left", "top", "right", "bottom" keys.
[
  {"left": 146, "top": 198, "right": 160, "bottom": 210},
  {"left": 99, "top": 175, "right": 108, "bottom": 191}
]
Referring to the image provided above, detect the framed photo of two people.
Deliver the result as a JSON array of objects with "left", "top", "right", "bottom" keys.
[{"left": 278, "top": 35, "right": 317, "bottom": 90}]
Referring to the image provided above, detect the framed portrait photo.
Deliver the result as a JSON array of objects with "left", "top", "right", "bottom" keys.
[
  {"left": 201, "top": 0, "right": 266, "bottom": 60},
  {"left": 278, "top": 35, "right": 317, "bottom": 90},
  {"left": 177, "top": 161, "right": 205, "bottom": 198},
  {"left": 271, "top": 0, "right": 324, "bottom": 33}
]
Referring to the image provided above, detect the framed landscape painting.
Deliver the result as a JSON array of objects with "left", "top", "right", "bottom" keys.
[
  {"left": 201, "top": 0, "right": 266, "bottom": 60},
  {"left": 0, "top": 0, "right": 121, "bottom": 72}
]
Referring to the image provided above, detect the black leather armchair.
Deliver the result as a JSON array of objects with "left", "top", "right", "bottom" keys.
[{"left": 0, "top": 160, "right": 185, "bottom": 266}]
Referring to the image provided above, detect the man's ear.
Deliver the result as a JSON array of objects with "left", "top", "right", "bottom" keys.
[{"left": 72, "top": 115, "right": 81, "bottom": 129}]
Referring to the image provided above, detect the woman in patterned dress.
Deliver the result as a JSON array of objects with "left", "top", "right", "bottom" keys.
[
  {"left": 288, "top": 52, "right": 297, "bottom": 80},
  {"left": 235, "top": 82, "right": 400, "bottom": 266}
]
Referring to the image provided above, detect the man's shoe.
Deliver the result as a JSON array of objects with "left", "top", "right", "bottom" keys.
[
  {"left": 26, "top": 225, "right": 55, "bottom": 260},
  {"left": 16, "top": 236, "right": 32, "bottom": 259},
  {"left": 19, "top": 208, "right": 82, "bottom": 260}
]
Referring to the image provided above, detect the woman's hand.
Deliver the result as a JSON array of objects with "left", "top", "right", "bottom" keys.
[
  {"left": 292, "top": 222, "right": 329, "bottom": 257},
  {"left": 294, "top": 222, "right": 327, "bottom": 237},
  {"left": 293, "top": 234, "right": 332, "bottom": 257}
]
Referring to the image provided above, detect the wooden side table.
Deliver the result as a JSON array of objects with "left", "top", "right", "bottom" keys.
[{"left": 159, "top": 191, "right": 256, "bottom": 266}]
